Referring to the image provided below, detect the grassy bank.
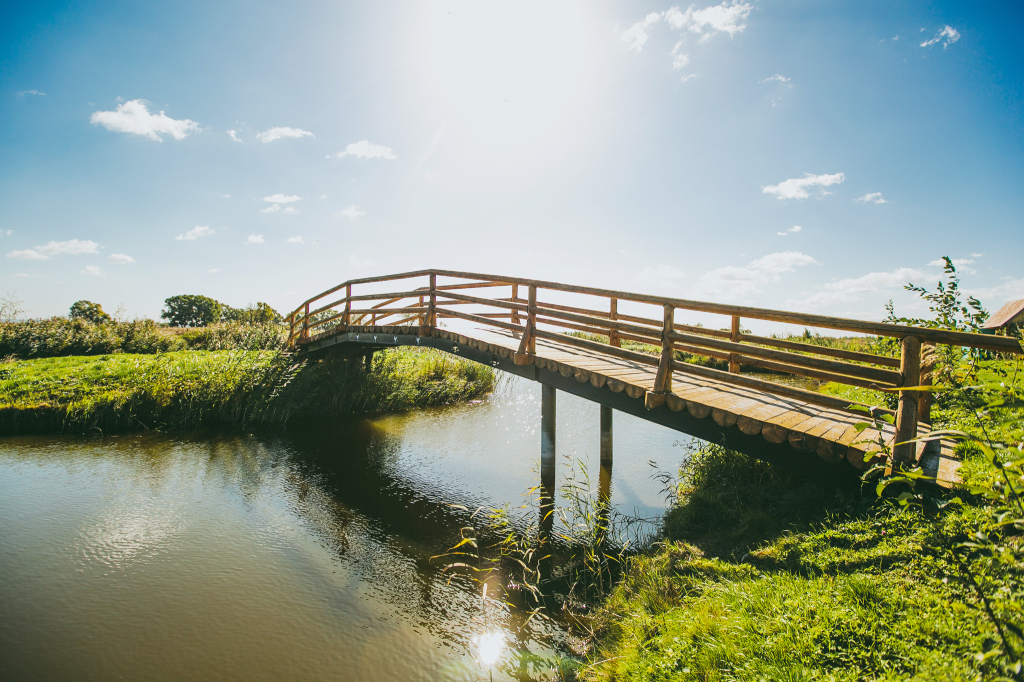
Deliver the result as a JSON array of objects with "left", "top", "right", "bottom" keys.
[
  {"left": 582, "top": 360, "right": 1024, "bottom": 681},
  {"left": 0, "top": 347, "right": 495, "bottom": 435}
]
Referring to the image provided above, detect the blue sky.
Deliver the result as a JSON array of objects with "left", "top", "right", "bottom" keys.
[{"left": 2, "top": 0, "right": 1022, "bottom": 325}]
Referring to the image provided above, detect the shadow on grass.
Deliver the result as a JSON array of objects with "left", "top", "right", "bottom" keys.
[{"left": 662, "top": 441, "right": 870, "bottom": 560}]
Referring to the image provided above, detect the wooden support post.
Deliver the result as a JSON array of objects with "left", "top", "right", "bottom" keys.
[
  {"left": 893, "top": 335, "right": 922, "bottom": 469},
  {"left": 526, "top": 284, "right": 537, "bottom": 354},
  {"left": 364, "top": 350, "right": 375, "bottom": 371},
  {"left": 510, "top": 284, "right": 520, "bottom": 325},
  {"left": 918, "top": 343, "right": 935, "bottom": 425},
  {"left": 600, "top": 405, "right": 613, "bottom": 469},
  {"left": 342, "top": 284, "right": 352, "bottom": 330},
  {"left": 729, "top": 315, "right": 741, "bottom": 374},
  {"left": 427, "top": 273, "right": 437, "bottom": 327},
  {"left": 302, "top": 303, "right": 310, "bottom": 341},
  {"left": 653, "top": 304, "right": 675, "bottom": 394},
  {"left": 609, "top": 298, "right": 621, "bottom": 348},
  {"left": 539, "top": 382, "right": 557, "bottom": 573}
]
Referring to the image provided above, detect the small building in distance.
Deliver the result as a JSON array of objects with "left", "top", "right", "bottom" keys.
[{"left": 982, "top": 299, "right": 1024, "bottom": 335}]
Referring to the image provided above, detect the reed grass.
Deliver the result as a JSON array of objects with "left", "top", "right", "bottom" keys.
[{"left": 0, "top": 346, "right": 495, "bottom": 435}]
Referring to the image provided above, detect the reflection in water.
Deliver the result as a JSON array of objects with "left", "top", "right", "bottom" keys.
[{"left": 0, "top": 377, "right": 684, "bottom": 681}]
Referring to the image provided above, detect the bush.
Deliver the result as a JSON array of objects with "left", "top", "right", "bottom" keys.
[
  {"left": 161, "top": 294, "right": 222, "bottom": 327},
  {"left": 69, "top": 300, "right": 111, "bottom": 324},
  {"left": 0, "top": 317, "right": 180, "bottom": 358},
  {"left": 179, "top": 323, "right": 285, "bottom": 351}
]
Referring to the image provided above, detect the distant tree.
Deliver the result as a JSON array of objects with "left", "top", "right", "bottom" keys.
[
  {"left": 69, "top": 300, "right": 111, "bottom": 324},
  {"left": 222, "top": 302, "right": 282, "bottom": 325},
  {"left": 0, "top": 291, "right": 26, "bottom": 323},
  {"left": 161, "top": 295, "right": 223, "bottom": 327}
]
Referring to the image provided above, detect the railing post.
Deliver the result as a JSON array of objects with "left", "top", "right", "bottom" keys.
[
  {"left": 342, "top": 284, "right": 351, "bottom": 330},
  {"left": 302, "top": 303, "right": 310, "bottom": 341},
  {"left": 653, "top": 304, "right": 674, "bottom": 395},
  {"left": 729, "top": 315, "right": 741, "bottom": 373},
  {"left": 893, "top": 335, "right": 922, "bottom": 469},
  {"left": 510, "top": 284, "right": 520, "bottom": 326},
  {"left": 427, "top": 273, "right": 437, "bottom": 327},
  {"left": 526, "top": 284, "right": 537, "bottom": 353},
  {"left": 609, "top": 298, "right": 620, "bottom": 348},
  {"left": 918, "top": 343, "right": 935, "bottom": 425}
]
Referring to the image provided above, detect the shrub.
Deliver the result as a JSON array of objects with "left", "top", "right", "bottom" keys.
[
  {"left": 161, "top": 294, "right": 223, "bottom": 327},
  {"left": 69, "top": 300, "right": 111, "bottom": 324}
]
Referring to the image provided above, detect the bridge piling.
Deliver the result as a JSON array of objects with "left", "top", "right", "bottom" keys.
[
  {"left": 540, "top": 384, "right": 557, "bottom": 577},
  {"left": 600, "top": 405, "right": 613, "bottom": 504}
]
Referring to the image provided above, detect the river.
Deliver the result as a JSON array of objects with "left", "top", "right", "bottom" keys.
[{"left": 0, "top": 375, "right": 691, "bottom": 681}]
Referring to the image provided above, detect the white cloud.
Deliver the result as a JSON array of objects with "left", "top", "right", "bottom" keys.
[
  {"left": 692, "top": 251, "right": 816, "bottom": 301},
  {"left": 286, "top": 236, "right": 304, "bottom": 244},
  {"left": 175, "top": 225, "right": 213, "bottom": 241},
  {"left": 855, "top": 192, "right": 888, "bottom": 204},
  {"left": 107, "top": 253, "right": 135, "bottom": 264},
  {"left": 227, "top": 130, "right": 241, "bottom": 142},
  {"left": 218, "top": 193, "right": 230, "bottom": 199},
  {"left": 10, "top": 239, "right": 101, "bottom": 259},
  {"left": 283, "top": 207, "right": 299, "bottom": 215},
  {"left": 256, "top": 127, "right": 314, "bottom": 143},
  {"left": 622, "top": 2, "right": 753, "bottom": 54},
  {"left": 636, "top": 265, "right": 686, "bottom": 291},
  {"left": 776, "top": 225, "right": 802, "bottom": 236},
  {"left": 263, "top": 194, "right": 302, "bottom": 204},
  {"left": 760, "top": 74, "right": 791, "bottom": 85},
  {"left": 671, "top": 41, "right": 689, "bottom": 70},
  {"left": 7, "top": 249, "right": 48, "bottom": 260},
  {"left": 921, "top": 26, "right": 960, "bottom": 49},
  {"left": 81, "top": 265, "right": 103, "bottom": 276},
  {"left": 797, "top": 267, "right": 925, "bottom": 309},
  {"left": 261, "top": 204, "right": 280, "bottom": 213},
  {"left": 349, "top": 255, "right": 376, "bottom": 268},
  {"left": 247, "top": 234, "right": 265, "bottom": 244},
  {"left": 621, "top": 12, "right": 662, "bottom": 52},
  {"left": 2, "top": 230, "right": 12, "bottom": 236},
  {"left": 19, "top": 90, "right": 45, "bottom": 96},
  {"left": 969, "top": 277, "right": 1024, "bottom": 307},
  {"left": 762, "top": 172, "right": 845, "bottom": 200},
  {"left": 928, "top": 258, "right": 977, "bottom": 275},
  {"left": 336, "top": 205, "right": 365, "bottom": 220},
  {"left": 90, "top": 100, "right": 199, "bottom": 141},
  {"left": 336, "top": 140, "right": 396, "bottom": 159},
  {"left": 680, "top": 73, "right": 699, "bottom": 83}
]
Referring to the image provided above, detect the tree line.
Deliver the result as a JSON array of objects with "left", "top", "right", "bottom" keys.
[{"left": 69, "top": 295, "right": 283, "bottom": 327}]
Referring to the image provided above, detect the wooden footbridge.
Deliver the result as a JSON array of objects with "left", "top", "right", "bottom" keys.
[{"left": 285, "top": 269, "right": 1022, "bottom": 488}]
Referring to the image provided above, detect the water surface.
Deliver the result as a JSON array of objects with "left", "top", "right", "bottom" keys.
[{"left": 0, "top": 376, "right": 688, "bottom": 681}]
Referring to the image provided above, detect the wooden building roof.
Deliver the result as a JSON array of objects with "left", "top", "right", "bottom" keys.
[{"left": 983, "top": 299, "right": 1024, "bottom": 330}]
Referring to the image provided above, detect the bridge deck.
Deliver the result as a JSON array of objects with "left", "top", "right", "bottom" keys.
[{"left": 302, "top": 323, "right": 961, "bottom": 487}]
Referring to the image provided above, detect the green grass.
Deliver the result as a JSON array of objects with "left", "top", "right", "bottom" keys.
[
  {"left": 0, "top": 346, "right": 495, "bottom": 434},
  {"left": 582, "top": 359, "right": 1024, "bottom": 682}
]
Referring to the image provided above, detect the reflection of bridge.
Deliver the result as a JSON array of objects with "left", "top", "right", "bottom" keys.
[{"left": 286, "top": 270, "right": 1022, "bottom": 488}]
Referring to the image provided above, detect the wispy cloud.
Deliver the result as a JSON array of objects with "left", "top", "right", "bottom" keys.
[
  {"left": 760, "top": 74, "right": 791, "bottom": 86},
  {"left": 337, "top": 140, "right": 396, "bottom": 159},
  {"left": 227, "top": 130, "right": 241, "bottom": 142},
  {"left": 671, "top": 41, "right": 689, "bottom": 70},
  {"left": 336, "top": 205, "right": 365, "bottom": 220},
  {"left": 175, "top": 225, "right": 213, "bottom": 241},
  {"left": 622, "top": 2, "right": 753, "bottom": 55},
  {"left": 256, "top": 127, "right": 314, "bottom": 143},
  {"left": 349, "top": 254, "right": 376, "bottom": 268},
  {"left": 81, "top": 265, "right": 103, "bottom": 276},
  {"left": 107, "top": 253, "right": 135, "bottom": 264},
  {"left": 286, "top": 236, "right": 304, "bottom": 244},
  {"left": 796, "top": 267, "right": 924, "bottom": 309},
  {"left": 7, "top": 249, "right": 48, "bottom": 260},
  {"left": 855, "top": 192, "right": 888, "bottom": 204},
  {"left": 763, "top": 172, "right": 844, "bottom": 200},
  {"left": 636, "top": 265, "right": 686, "bottom": 291},
  {"left": 777, "top": 225, "right": 802, "bottom": 236},
  {"left": 691, "top": 251, "right": 817, "bottom": 301},
  {"left": 921, "top": 26, "right": 960, "bottom": 49},
  {"left": 19, "top": 90, "right": 45, "bottom": 96},
  {"left": 263, "top": 194, "right": 301, "bottom": 204},
  {"left": 247, "top": 234, "right": 264, "bottom": 244},
  {"left": 929, "top": 258, "right": 976, "bottom": 275},
  {"left": 90, "top": 100, "right": 199, "bottom": 141}
]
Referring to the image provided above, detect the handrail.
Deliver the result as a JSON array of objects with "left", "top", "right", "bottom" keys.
[{"left": 288, "top": 268, "right": 1022, "bottom": 471}]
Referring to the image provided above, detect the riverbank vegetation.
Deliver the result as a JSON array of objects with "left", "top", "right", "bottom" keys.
[{"left": 0, "top": 347, "right": 495, "bottom": 435}]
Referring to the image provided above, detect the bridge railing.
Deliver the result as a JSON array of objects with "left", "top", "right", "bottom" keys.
[{"left": 286, "top": 269, "right": 1022, "bottom": 468}]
